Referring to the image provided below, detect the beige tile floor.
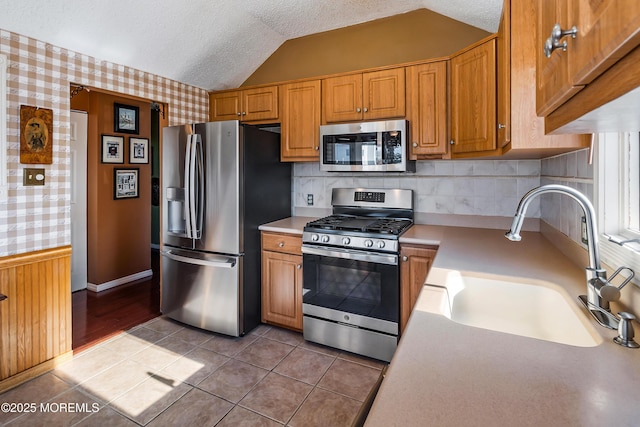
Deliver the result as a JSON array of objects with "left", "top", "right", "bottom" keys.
[{"left": 0, "top": 317, "right": 386, "bottom": 426}]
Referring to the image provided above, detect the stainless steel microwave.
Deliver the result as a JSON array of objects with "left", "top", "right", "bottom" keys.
[{"left": 319, "top": 120, "right": 414, "bottom": 172}]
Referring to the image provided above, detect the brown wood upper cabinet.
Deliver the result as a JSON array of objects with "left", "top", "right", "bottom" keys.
[
  {"left": 279, "top": 80, "right": 321, "bottom": 162},
  {"left": 322, "top": 68, "right": 406, "bottom": 123},
  {"left": 209, "top": 86, "right": 278, "bottom": 123},
  {"left": 537, "top": 0, "right": 640, "bottom": 118},
  {"left": 406, "top": 61, "right": 448, "bottom": 158},
  {"left": 450, "top": 39, "right": 497, "bottom": 155}
]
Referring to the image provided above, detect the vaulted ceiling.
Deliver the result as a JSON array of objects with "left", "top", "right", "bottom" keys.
[{"left": 0, "top": 0, "right": 502, "bottom": 90}]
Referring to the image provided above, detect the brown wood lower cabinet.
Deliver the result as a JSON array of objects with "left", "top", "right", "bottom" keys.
[
  {"left": 261, "top": 232, "right": 303, "bottom": 331},
  {"left": 0, "top": 246, "right": 73, "bottom": 392},
  {"left": 400, "top": 244, "right": 437, "bottom": 333}
]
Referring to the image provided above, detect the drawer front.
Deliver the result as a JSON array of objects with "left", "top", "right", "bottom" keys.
[{"left": 261, "top": 232, "right": 302, "bottom": 255}]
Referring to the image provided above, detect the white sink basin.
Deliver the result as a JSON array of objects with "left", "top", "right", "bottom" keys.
[{"left": 419, "top": 270, "right": 602, "bottom": 347}]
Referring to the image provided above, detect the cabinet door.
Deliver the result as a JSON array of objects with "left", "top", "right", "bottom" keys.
[
  {"left": 400, "top": 245, "right": 437, "bottom": 333},
  {"left": 209, "top": 91, "right": 242, "bottom": 121},
  {"left": 363, "top": 68, "right": 406, "bottom": 120},
  {"left": 322, "top": 74, "right": 363, "bottom": 123},
  {"left": 280, "top": 80, "right": 321, "bottom": 162},
  {"left": 261, "top": 251, "right": 303, "bottom": 331},
  {"left": 450, "top": 39, "right": 497, "bottom": 154},
  {"left": 536, "top": 0, "right": 583, "bottom": 116},
  {"left": 242, "top": 86, "right": 278, "bottom": 122},
  {"left": 570, "top": 0, "right": 640, "bottom": 86},
  {"left": 406, "top": 62, "right": 448, "bottom": 157}
]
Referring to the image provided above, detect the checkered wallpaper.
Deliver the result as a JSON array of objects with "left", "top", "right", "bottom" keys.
[{"left": 0, "top": 29, "right": 209, "bottom": 257}]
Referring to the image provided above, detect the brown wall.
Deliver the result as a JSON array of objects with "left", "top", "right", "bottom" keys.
[
  {"left": 72, "top": 90, "right": 151, "bottom": 285},
  {"left": 242, "top": 8, "right": 490, "bottom": 86}
]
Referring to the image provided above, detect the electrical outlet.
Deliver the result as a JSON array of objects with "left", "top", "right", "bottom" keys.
[
  {"left": 306, "top": 194, "right": 314, "bottom": 206},
  {"left": 581, "top": 216, "right": 588, "bottom": 244}
]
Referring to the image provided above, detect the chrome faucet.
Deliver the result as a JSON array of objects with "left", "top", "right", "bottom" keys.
[{"left": 505, "top": 184, "right": 634, "bottom": 330}]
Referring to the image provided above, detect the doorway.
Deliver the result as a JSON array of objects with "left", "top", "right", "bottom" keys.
[{"left": 69, "top": 85, "right": 166, "bottom": 350}]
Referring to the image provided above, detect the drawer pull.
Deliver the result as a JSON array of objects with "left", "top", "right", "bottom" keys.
[
  {"left": 544, "top": 24, "right": 578, "bottom": 58},
  {"left": 278, "top": 242, "right": 285, "bottom": 248}
]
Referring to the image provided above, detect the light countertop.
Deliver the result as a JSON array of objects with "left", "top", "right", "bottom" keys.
[
  {"left": 258, "top": 216, "right": 317, "bottom": 235},
  {"left": 259, "top": 218, "right": 640, "bottom": 425},
  {"left": 366, "top": 225, "right": 640, "bottom": 426}
]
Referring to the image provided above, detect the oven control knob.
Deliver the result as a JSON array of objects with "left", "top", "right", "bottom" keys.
[
  {"left": 364, "top": 239, "right": 373, "bottom": 248},
  {"left": 321, "top": 235, "right": 330, "bottom": 243},
  {"left": 342, "top": 237, "right": 351, "bottom": 245},
  {"left": 311, "top": 234, "right": 319, "bottom": 242},
  {"left": 377, "top": 241, "right": 386, "bottom": 249}
]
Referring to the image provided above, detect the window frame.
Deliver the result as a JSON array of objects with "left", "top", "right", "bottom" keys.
[{"left": 595, "top": 132, "right": 640, "bottom": 278}]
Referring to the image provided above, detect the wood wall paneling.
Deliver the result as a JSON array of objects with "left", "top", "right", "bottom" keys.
[{"left": 0, "top": 247, "right": 72, "bottom": 386}]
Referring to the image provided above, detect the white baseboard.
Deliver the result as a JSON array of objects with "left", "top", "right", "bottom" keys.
[{"left": 87, "top": 269, "right": 153, "bottom": 293}]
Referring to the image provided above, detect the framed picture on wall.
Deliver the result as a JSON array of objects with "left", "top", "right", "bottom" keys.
[
  {"left": 114, "top": 103, "right": 139, "bottom": 134},
  {"left": 129, "top": 137, "right": 149, "bottom": 164},
  {"left": 114, "top": 168, "right": 139, "bottom": 199},
  {"left": 101, "top": 135, "right": 124, "bottom": 163}
]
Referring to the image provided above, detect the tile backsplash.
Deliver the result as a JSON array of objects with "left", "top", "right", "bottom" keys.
[
  {"left": 539, "top": 148, "right": 594, "bottom": 246},
  {"left": 292, "top": 159, "right": 542, "bottom": 226}
]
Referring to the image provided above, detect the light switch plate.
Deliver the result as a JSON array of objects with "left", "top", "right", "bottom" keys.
[{"left": 23, "top": 168, "right": 45, "bottom": 186}]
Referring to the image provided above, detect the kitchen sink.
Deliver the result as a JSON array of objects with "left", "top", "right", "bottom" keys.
[{"left": 419, "top": 270, "right": 602, "bottom": 347}]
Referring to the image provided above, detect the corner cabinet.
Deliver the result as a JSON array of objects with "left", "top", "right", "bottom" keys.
[
  {"left": 209, "top": 86, "right": 278, "bottom": 123},
  {"left": 261, "top": 231, "right": 303, "bottom": 331},
  {"left": 450, "top": 38, "right": 497, "bottom": 156},
  {"left": 279, "top": 80, "right": 321, "bottom": 162},
  {"left": 400, "top": 244, "right": 437, "bottom": 333},
  {"left": 406, "top": 61, "right": 448, "bottom": 158},
  {"left": 322, "top": 68, "right": 406, "bottom": 123}
]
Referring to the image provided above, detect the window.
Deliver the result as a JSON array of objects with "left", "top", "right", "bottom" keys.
[{"left": 595, "top": 132, "right": 640, "bottom": 275}]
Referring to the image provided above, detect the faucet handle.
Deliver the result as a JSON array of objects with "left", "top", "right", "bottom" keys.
[{"left": 614, "top": 312, "right": 640, "bottom": 348}]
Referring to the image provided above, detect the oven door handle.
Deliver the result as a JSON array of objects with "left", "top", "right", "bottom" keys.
[{"left": 302, "top": 245, "right": 398, "bottom": 265}]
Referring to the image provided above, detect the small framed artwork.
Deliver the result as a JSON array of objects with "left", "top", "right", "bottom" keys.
[
  {"left": 20, "top": 105, "right": 53, "bottom": 164},
  {"left": 129, "top": 137, "right": 149, "bottom": 164},
  {"left": 101, "top": 135, "right": 124, "bottom": 163},
  {"left": 114, "top": 103, "right": 139, "bottom": 134},
  {"left": 114, "top": 168, "right": 139, "bottom": 199}
]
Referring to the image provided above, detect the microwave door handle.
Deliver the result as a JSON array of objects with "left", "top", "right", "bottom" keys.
[
  {"left": 193, "top": 134, "right": 204, "bottom": 239},
  {"left": 184, "top": 134, "right": 193, "bottom": 239}
]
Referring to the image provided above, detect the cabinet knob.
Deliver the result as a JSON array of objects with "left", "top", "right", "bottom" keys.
[
  {"left": 356, "top": 107, "right": 362, "bottom": 113},
  {"left": 544, "top": 23, "right": 578, "bottom": 58},
  {"left": 242, "top": 111, "right": 246, "bottom": 116},
  {"left": 498, "top": 123, "right": 506, "bottom": 129},
  {"left": 237, "top": 112, "right": 241, "bottom": 116},
  {"left": 402, "top": 256, "right": 408, "bottom": 262},
  {"left": 412, "top": 142, "right": 418, "bottom": 147},
  {"left": 278, "top": 242, "right": 285, "bottom": 248},
  {"left": 363, "top": 107, "right": 368, "bottom": 113},
  {"left": 314, "top": 146, "right": 319, "bottom": 151},
  {"left": 297, "top": 264, "right": 302, "bottom": 270},
  {"left": 449, "top": 139, "right": 455, "bottom": 145},
  {"left": 0, "top": 293, "right": 7, "bottom": 302}
]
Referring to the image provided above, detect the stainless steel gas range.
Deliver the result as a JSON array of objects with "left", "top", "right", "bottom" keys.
[{"left": 301, "top": 188, "right": 413, "bottom": 362}]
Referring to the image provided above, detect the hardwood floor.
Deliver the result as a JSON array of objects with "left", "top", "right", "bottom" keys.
[{"left": 72, "top": 250, "right": 161, "bottom": 353}]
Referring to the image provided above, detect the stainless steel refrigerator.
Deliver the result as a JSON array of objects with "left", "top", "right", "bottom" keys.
[{"left": 161, "top": 120, "right": 291, "bottom": 336}]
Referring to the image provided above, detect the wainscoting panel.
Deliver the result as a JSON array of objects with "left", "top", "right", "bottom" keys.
[{"left": 0, "top": 246, "right": 72, "bottom": 388}]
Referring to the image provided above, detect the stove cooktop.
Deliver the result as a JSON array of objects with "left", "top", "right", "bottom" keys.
[{"left": 305, "top": 214, "right": 413, "bottom": 236}]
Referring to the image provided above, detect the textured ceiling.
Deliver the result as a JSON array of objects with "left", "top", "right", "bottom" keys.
[{"left": 0, "top": 0, "right": 502, "bottom": 90}]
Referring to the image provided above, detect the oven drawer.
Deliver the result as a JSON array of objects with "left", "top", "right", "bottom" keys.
[
  {"left": 261, "top": 232, "right": 302, "bottom": 255},
  {"left": 303, "top": 315, "right": 397, "bottom": 362}
]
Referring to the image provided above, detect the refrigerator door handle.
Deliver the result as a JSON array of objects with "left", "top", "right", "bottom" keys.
[
  {"left": 161, "top": 249, "right": 236, "bottom": 268},
  {"left": 184, "top": 134, "right": 193, "bottom": 239},
  {"left": 193, "top": 134, "right": 204, "bottom": 239}
]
